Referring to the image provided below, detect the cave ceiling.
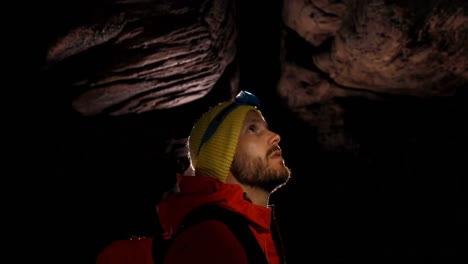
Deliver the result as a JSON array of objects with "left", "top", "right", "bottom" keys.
[{"left": 40, "top": 0, "right": 467, "bottom": 163}]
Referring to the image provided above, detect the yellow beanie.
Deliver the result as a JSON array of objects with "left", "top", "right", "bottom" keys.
[{"left": 188, "top": 91, "right": 262, "bottom": 183}]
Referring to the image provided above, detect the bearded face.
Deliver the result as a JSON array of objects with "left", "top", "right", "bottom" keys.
[{"left": 231, "top": 145, "right": 291, "bottom": 193}]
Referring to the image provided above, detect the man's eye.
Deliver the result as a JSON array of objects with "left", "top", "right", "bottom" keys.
[{"left": 248, "top": 126, "right": 256, "bottom": 133}]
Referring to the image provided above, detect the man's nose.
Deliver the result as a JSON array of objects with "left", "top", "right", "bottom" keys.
[{"left": 268, "top": 130, "right": 281, "bottom": 145}]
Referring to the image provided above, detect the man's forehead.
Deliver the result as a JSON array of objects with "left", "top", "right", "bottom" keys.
[{"left": 245, "top": 110, "right": 266, "bottom": 123}]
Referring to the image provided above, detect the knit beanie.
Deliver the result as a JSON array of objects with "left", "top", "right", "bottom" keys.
[{"left": 188, "top": 91, "right": 262, "bottom": 183}]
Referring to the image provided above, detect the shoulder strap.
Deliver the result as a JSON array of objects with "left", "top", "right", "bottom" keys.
[
  {"left": 153, "top": 205, "right": 269, "bottom": 264},
  {"left": 151, "top": 233, "right": 172, "bottom": 264}
]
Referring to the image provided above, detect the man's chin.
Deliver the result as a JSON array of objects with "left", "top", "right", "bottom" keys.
[{"left": 270, "top": 161, "right": 289, "bottom": 174}]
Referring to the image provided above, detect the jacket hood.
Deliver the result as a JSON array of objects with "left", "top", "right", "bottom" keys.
[{"left": 156, "top": 174, "right": 272, "bottom": 236}]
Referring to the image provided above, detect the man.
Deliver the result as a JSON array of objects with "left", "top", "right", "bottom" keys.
[{"left": 157, "top": 90, "right": 291, "bottom": 264}]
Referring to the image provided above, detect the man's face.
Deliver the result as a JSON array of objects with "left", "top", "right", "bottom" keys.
[{"left": 231, "top": 110, "right": 291, "bottom": 192}]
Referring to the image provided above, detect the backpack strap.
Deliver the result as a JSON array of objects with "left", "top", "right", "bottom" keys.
[
  {"left": 151, "top": 233, "right": 172, "bottom": 264},
  {"left": 153, "top": 205, "right": 269, "bottom": 264}
]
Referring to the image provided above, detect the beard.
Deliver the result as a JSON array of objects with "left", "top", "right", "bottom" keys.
[{"left": 230, "top": 147, "right": 291, "bottom": 193}]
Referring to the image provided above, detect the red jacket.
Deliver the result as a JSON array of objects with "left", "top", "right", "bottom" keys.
[
  {"left": 96, "top": 175, "right": 284, "bottom": 264},
  {"left": 157, "top": 174, "right": 283, "bottom": 264}
]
